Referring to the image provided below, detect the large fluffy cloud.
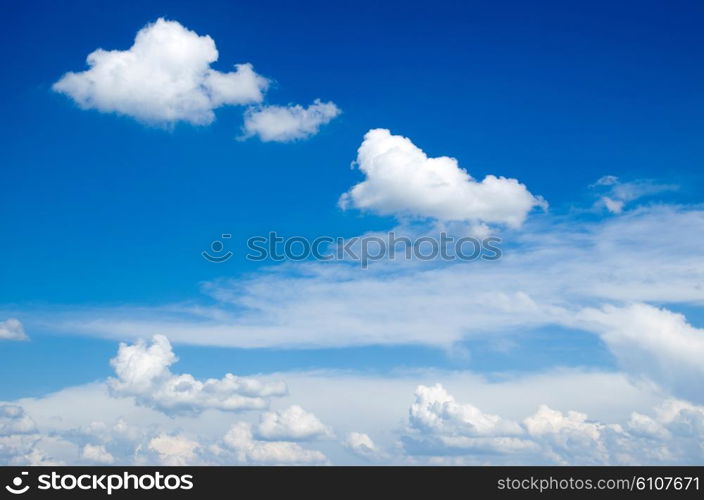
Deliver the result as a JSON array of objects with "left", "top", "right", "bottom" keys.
[
  {"left": 0, "top": 318, "right": 27, "bottom": 341},
  {"left": 339, "top": 129, "right": 546, "bottom": 227},
  {"left": 242, "top": 100, "right": 340, "bottom": 142},
  {"left": 108, "top": 335, "right": 287, "bottom": 415},
  {"left": 402, "top": 384, "right": 535, "bottom": 456},
  {"left": 409, "top": 384, "right": 523, "bottom": 438},
  {"left": 53, "top": 18, "right": 269, "bottom": 125}
]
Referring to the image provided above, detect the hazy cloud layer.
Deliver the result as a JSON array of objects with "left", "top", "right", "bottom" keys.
[{"left": 1, "top": 367, "right": 702, "bottom": 465}]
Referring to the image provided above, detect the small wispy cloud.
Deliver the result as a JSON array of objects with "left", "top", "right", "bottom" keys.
[
  {"left": 241, "top": 99, "right": 341, "bottom": 142},
  {"left": 592, "top": 175, "right": 678, "bottom": 214}
]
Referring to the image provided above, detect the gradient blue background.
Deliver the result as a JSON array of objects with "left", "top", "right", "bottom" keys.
[{"left": 1, "top": 0, "right": 702, "bottom": 398}]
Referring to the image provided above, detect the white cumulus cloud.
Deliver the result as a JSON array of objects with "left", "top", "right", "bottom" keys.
[
  {"left": 343, "top": 432, "right": 383, "bottom": 461},
  {"left": 339, "top": 129, "right": 546, "bottom": 227},
  {"left": 53, "top": 18, "right": 269, "bottom": 125},
  {"left": 242, "top": 99, "right": 341, "bottom": 142},
  {"left": 403, "top": 384, "right": 534, "bottom": 456},
  {"left": 108, "top": 335, "right": 287, "bottom": 415},
  {"left": 256, "top": 405, "right": 333, "bottom": 441},
  {"left": 223, "top": 422, "right": 326, "bottom": 465}
]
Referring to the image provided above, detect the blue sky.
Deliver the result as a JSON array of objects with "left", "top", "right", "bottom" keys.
[{"left": 1, "top": 0, "right": 704, "bottom": 465}]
